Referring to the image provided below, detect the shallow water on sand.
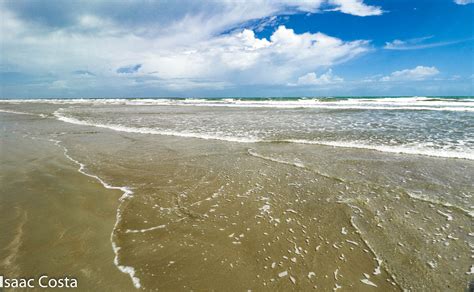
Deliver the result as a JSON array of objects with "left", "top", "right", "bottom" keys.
[
  {"left": 0, "top": 115, "right": 135, "bottom": 291},
  {"left": 0, "top": 99, "right": 473, "bottom": 291}
]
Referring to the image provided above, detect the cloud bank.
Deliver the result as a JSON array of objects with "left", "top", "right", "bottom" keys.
[{"left": 1, "top": 0, "right": 378, "bottom": 93}]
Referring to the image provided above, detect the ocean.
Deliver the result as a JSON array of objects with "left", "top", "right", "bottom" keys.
[{"left": 0, "top": 96, "right": 472, "bottom": 291}]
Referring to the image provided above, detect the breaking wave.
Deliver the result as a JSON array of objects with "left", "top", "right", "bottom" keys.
[
  {"left": 53, "top": 109, "right": 474, "bottom": 160},
  {"left": 2, "top": 96, "right": 473, "bottom": 112}
]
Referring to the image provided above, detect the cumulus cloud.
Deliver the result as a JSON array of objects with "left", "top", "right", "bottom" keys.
[
  {"left": 381, "top": 66, "right": 440, "bottom": 81},
  {"left": 454, "top": 0, "right": 473, "bottom": 5},
  {"left": 1, "top": 8, "right": 370, "bottom": 88},
  {"left": 143, "top": 26, "right": 369, "bottom": 85},
  {"left": 327, "top": 0, "right": 383, "bottom": 16},
  {"left": 0, "top": 0, "right": 378, "bottom": 94},
  {"left": 2, "top": 0, "right": 383, "bottom": 40},
  {"left": 293, "top": 69, "right": 343, "bottom": 86}
]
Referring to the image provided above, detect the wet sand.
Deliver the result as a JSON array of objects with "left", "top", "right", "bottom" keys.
[
  {"left": 0, "top": 104, "right": 473, "bottom": 291},
  {"left": 0, "top": 114, "right": 135, "bottom": 291}
]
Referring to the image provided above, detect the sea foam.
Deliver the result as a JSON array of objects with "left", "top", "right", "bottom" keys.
[
  {"left": 2, "top": 96, "right": 473, "bottom": 112},
  {"left": 49, "top": 139, "right": 141, "bottom": 289},
  {"left": 53, "top": 109, "right": 474, "bottom": 160}
]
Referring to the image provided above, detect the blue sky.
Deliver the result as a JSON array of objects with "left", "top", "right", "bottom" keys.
[{"left": 0, "top": 0, "right": 473, "bottom": 98}]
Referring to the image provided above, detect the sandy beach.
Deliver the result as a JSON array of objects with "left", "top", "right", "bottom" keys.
[
  {"left": 0, "top": 99, "right": 472, "bottom": 291},
  {"left": 0, "top": 112, "right": 135, "bottom": 291},
  {"left": 1, "top": 0, "right": 473, "bottom": 289}
]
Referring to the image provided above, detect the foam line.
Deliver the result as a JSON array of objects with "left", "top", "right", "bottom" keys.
[
  {"left": 53, "top": 109, "right": 261, "bottom": 143},
  {"left": 348, "top": 215, "right": 402, "bottom": 290},
  {"left": 49, "top": 139, "right": 141, "bottom": 289},
  {"left": 405, "top": 191, "right": 473, "bottom": 218},
  {"left": 247, "top": 148, "right": 306, "bottom": 168},
  {"left": 283, "top": 139, "right": 474, "bottom": 160},
  {"left": 0, "top": 109, "right": 47, "bottom": 117},
  {"left": 2, "top": 97, "right": 473, "bottom": 112},
  {"left": 53, "top": 109, "right": 473, "bottom": 160},
  {"left": 126, "top": 225, "right": 167, "bottom": 233}
]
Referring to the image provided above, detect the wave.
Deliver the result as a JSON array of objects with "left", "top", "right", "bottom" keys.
[
  {"left": 53, "top": 109, "right": 473, "bottom": 160},
  {"left": 3, "top": 96, "right": 474, "bottom": 112},
  {"left": 0, "top": 109, "right": 47, "bottom": 118},
  {"left": 405, "top": 191, "right": 473, "bottom": 218},
  {"left": 283, "top": 139, "right": 474, "bottom": 160},
  {"left": 348, "top": 215, "right": 401, "bottom": 288},
  {"left": 247, "top": 148, "right": 306, "bottom": 168},
  {"left": 53, "top": 109, "right": 262, "bottom": 143},
  {"left": 49, "top": 138, "right": 141, "bottom": 289},
  {"left": 247, "top": 149, "right": 345, "bottom": 182}
]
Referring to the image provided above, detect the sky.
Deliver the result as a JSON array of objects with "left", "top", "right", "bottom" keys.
[{"left": 0, "top": 0, "right": 473, "bottom": 98}]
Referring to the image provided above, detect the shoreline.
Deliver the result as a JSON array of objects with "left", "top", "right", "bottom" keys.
[
  {"left": 52, "top": 108, "right": 473, "bottom": 161},
  {"left": 49, "top": 138, "right": 141, "bottom": 289},
  {"left": 0, "top": 115, "right": 136, "bottom": 291},
  {"left": 1, "top": 106, "right": 472, "bottom": 291}
]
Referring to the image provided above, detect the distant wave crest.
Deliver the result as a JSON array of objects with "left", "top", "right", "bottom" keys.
[{"left": 2, "top": 96, "right": 474, "bottom": 112}]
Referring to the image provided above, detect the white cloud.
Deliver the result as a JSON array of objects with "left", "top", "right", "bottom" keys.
[
  {"left": 141, "top": 26, "right": 369, "bottom": 85},
  {"left": 384, "top": 39, "right": 406, "bottom": 49},
  {"left": 384, "top": 36, "right": 466, "bottom": 50},
  {"left": 328, "top": 0, "right": 383, "bottom": 16},
  {"left": 1, "top": 9, "right": 370, "bottom": 88},
  {"left": 0, "top": 1, "right": 377, "bottom": 91},
  {"left": 2, "top": 1, "right": 382, "bottom": 45},
  {"left": 454, "top": 0, "right": 473, "bottom": 5},
  {"left": 384, "top": 36, "right": 432, "bottom": 50},
  {"left": 381, "top": 66, "right": 440, "bottom": 82},
  {"left": 294, "top": 69, "right": 343, "bottom": 86}
]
